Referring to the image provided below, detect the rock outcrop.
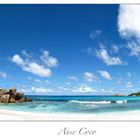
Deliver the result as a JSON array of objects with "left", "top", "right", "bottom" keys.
[
  {"left": 0, "top": 88, "right": 32, "bottom": 103},
  {"left": 113, "top": 94, "right": 124, "bottom": 97}
]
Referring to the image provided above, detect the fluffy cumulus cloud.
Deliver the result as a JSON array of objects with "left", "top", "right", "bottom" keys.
[
  {"left": 0, "top": 71, "right": 7, "bottom": 78},
  {"left": 98, "top": 70, "right": 112, "bottom": 80},
  {"left": 84, "top": 72, "right": 98, "bottom": 82},
  {"left": 11, "top": 50, "right": 58, "bottom": 77},
  {"left": 96, "top": 46, "right": 123, "bottom": 65},
  {"left": 40, "top": 50, "right": 58, "bottom": 67},
  {"left": 89, "top": 30, "right": 101, "bottom": 39},
  {"left": 72, "top": 84, "right": 97, "bottom": 93},
  {"left": 118, "top": 5, "right": 140, "bottom": 58},
  {"left": 23, "top": 63, "right": 51, "bottom": 77},
  {"left": 12, "top": 54, "right": 25, "bottom": 66},
  {"left": 118, "top": 5, "right": 140, "bottom": 39}
]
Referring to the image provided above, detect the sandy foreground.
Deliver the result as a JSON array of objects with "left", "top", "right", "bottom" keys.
[{"left": 0, "top": 109, "right": 140, "bottom": 120}]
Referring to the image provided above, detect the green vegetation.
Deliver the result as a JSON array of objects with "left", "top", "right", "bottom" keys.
[{"left": 129, "top": 92, "right": 140, "bottom": 96}]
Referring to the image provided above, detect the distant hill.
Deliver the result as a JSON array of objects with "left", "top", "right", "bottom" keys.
[{"left": 129, "top": 92, "right": 140, "bottom": 96}]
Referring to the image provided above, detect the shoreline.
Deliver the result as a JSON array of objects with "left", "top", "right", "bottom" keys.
[{"left": 1, "top": 109, "right": 140, "bottom": 120}]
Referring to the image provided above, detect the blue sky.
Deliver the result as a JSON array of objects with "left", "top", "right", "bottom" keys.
[{"left": 0, "top": 4, "right": 140, "bottom": 95}]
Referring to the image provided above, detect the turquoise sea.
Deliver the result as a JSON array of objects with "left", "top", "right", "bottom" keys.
[{"left": 1, "top": 95, "right": 140, "bottom": 114}]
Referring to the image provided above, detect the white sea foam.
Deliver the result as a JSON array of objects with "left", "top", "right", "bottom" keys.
[
  {"left": 69, "top": 100, "right": 111, "bottom": 104},
  {"left": 70, "top": 100, "right": 127, "bottom": 104},
  {"left": 116, "top": 100, "right": 127, "bottom": 104}
]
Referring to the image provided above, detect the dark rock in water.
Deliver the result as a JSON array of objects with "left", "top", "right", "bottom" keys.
[
  {"left": 16, "top": 97, "right": 24, "bottom": 103},
  {"left": 0, "top": 88, "right": 32, "bottom": 103},
  {"left": 26, "top": 97, "right": 32, "bottom": 102},
  {"left": 17, "top": 97, "right": 30, "bottom": 103},
  {"left": 111, "top": 101, "right": 116, "bottom": 103},
  {"left": 25, "top": 98, "right": 32, "bottom": 102},
  {"left": 11, "top": 92, "right": 23, "bottom": 100}
]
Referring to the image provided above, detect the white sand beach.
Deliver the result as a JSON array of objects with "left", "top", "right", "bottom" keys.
[{"left": 0, "top": 109, "right": 140, "bottom": 120}]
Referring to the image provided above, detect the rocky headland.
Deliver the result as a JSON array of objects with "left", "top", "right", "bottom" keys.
[
  {"left": 129, "top": 92, "right": 140, "bottom": 96},
  {"left": 0, "top": 88, "right": 32, "bottom": 103}
]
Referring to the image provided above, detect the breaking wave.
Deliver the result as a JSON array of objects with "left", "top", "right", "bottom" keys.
[
  {"left": 69, "top": 100, "right": 127, "bottom": 104},
  {"left": 69, "top": 100, "right": 111, "bottom": 104}
]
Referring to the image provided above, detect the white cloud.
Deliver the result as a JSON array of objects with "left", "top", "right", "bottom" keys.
[
  {"left": 11, "top": 54, "right": 52, "bottom": 77},
  {"left": 12, "top": 54, "right": 25, "bottom": 66},
  {"left": 20, "top": 88, "right": 30, "bottom": 93},
  {"left": 87, "top": 47, "right": 95, "bottom": 55},
  {"left": 112, "top": 44, "right": 119, "bottom": 53},
  {"left": 23, "top": 62, "right": 51, "bottom": 77},
  {"left": 68, "top": 76, "right": 78, "bottom": 81},
  {"left": 27, "top": 76, "right": 33, "bottom": 81},
  {"left": 33, "top": 79, "right": 41, "bottom": 83},
  {"left": 0, "top": 71, "right": 7, "bottom": 78},
  {"left": 125, "top": 81, "right": 133, "bottom": 88},
  {"left": 89, "top": 30, "right": 101, "bottom": 39},
  {"left": 40, "top": 50, "right": 58, "bottom": 67},
  {"left": 96, "top": 46, "right": 123, "bottom": 65},
  {"left": 20, "top": 86, "right": 53, "bottom": 94},
  {"left": 126, "top": 41, "right": 140, "bottom": 56},
  {"left": 84, "top": 72, "right": 98, "bottom": 82},
  {"left": 127, "top": 72, "right": 132, "bottom": 78},
  {"left": 64, "top": 82, "right": 71, "bottom": 86},
  {"left": 20, "top": 83, "right": 98, "bottom": 94},
  {"left": 98, "top": 70, "right": 112, "bottom": 80},
  {"left": 116, "top": 80, "right": 122, "bottom": 85},
  {"left": 20, "top": 84, "right": 97, "bottom": 94},
  {"left": 116, "top": 79, "right": 133, "bottom": 88},
  {"left": 31, "top": 87, "right": 52, "bottom": 94},
  {"left": 57, "top": 86, "right": 71, "bottom": 93},
  {"left": 72, "top": 84, "right": 97, "bottom": 93},
  {"left": 118, "top": 5, "right": 140, "bottom": 39},
  {"left": 118, "top": 5, "right": 140, "bottom": 59},
  {"left": 22, "top": 50, "right": 32, "bottom": 58},
  {"left": 99, "top": 88, "right": 116, "bottom": 94},
  {"left": 57, "top": 84, "right": 97, "bottom": 94},
  {"left": 27, "top": 77, "right": 51, "bottom": 87},
  {"left": 27, "top": 76, "right": 41, "bottom": 83}
]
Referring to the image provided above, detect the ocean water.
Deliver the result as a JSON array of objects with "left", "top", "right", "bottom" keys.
[{"left": 1, "top": 95, "right": 140, "bottom": 114}]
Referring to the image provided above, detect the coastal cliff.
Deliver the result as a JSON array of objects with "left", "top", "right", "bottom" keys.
[{"left": 0, "top": 88, "right": 32, "bottom": 103}]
